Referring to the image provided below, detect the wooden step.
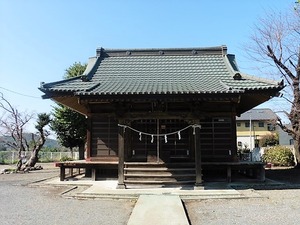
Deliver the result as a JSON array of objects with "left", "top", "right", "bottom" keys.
[
  {"left": 124, "top": 173, "right": 196, "bottom": 178},
  {"left": 124, "top": 168, "right": 195, "bottom": 172},
  {"left": 123, "top": 162, "right": 196, "bottom": 187},
  {"left": 124, "top": 180, "right": 195, "bottom": 184},
  {"left": 124, "top": 162, "right": 195, "bottom": 166}
]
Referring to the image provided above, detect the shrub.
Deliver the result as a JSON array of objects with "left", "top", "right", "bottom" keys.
[
  {"left": 260, "top": 133, "right": 279, "bottom": 147},
  {"left": 262, "top": 146, "right": 295, "bottom": 166},
  {"left": 0, "top": 152, "right": 5, "bottom": 164},
  {"left": 60, "top": 156, "right": 73, "bottom": 162}
]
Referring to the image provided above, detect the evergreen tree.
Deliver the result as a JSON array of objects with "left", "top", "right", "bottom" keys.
[{"left": 51, "top": 62, "right": 87, "bottom": 159}]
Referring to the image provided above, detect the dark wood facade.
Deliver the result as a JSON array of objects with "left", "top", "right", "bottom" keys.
[
  {"left": 80, "top": 98, "right": 240, "bottom": 187},
  {"left": 87, "top": 116, "right": 236, "bottom": 163},
  {"left": 85, "top": 98, "right": 239, "bottom": 162}
]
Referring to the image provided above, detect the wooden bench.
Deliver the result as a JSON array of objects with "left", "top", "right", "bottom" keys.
[
  {"left": 55, "top": 160, "right": 118, "bottom": 181},
  {"left": 202, "top": 161, "right": 265, "bottom": 182}
]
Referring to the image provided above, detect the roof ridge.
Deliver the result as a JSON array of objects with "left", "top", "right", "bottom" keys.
[
  {"left": 81, "top": 56, "right": 102, "bottom": 81},
  {"left": 97, "top": 46, "right": 227, "bottom": 57}
]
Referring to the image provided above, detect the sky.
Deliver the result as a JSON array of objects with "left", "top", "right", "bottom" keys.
[{"left": 0, "top": 0, "right": 294, "bottom": 133}]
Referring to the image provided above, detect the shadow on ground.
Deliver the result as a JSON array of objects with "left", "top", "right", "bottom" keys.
[
  {"left": 265, "top": 167, "right": 300, "bottom": 183},
  {"left": 228, "top": 167, "right": 300, "bottom": 191}
]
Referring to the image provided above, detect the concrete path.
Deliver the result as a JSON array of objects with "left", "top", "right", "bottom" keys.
[
  {"left": 45, "top": 178, "right": 249, "bottom": 200},
  {"left": 127, "top": 195, "right": 189, "bottom": 225},
  {"left": 78, "top": 184, "right": 244, "bottom": 200},
  {"left": 34, "top": 177, "right": 273, "bottom": 225}
]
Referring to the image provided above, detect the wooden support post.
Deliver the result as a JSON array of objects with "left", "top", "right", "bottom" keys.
[
  {"left": 91, "top": 168, "right": 97, "bottom": 181},
  {"left": 60, "top": 166, "right": 65, "bottom": 181},
  {"left": 194, "top": 124, "right": 203, "bottom": 189},
  {"left": 86, "top": 117, "right": 92, "bottom": 160},
  {"left": 117, "top": 122, "right": 126, "bottom": 189},
  {"left": 227, "top": 166, "right": 232, "bottom": 183},
  {"left": 231, "top": 105, "right": 238, "bottom": 161},
  {"left": 258, "top": 165, "right": 265, "bottom": 181}
]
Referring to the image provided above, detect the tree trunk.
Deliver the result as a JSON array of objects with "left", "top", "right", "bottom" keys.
[
  {"left": 16, "top": 159, "right": 22, "bottom": 171},
  {"left": 16, "top": 148, "right": 24, "bottom": 171},
  {"left": 70, "top": 147, "right": 74, "bottom": 159},
  {"left": 25, "top": 148, "right": 39, "bottom": 168},
  {"left": 294, "top": 136, "right": 300, "bottom": 167},
  {"left": 24, "top": 127, "right": 47, "bottom": 169}
]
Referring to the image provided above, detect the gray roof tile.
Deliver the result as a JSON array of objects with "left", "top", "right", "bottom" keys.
[
  {"left": 40, "top": 46, "right": 283, "bottom": 97},
  {"left": 237, "top": 108, "right": 278, "bottom": 121}
]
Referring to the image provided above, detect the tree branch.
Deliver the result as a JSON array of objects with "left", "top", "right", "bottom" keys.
[{"left": 267, "top": 45, "right": 296, "bottom": 81}]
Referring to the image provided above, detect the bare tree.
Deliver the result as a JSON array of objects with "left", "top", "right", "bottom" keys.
[
  {"left": 246, "top": 5, "right": 300, "bottom": 164},
  {"left": 24, "top": 113, "right": 51, "bottom": 168},
  {"left": 0, "top": 93, "right": 50, "bottom": 171}
]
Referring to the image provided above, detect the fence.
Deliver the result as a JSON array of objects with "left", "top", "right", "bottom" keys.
[{"left": 0, "top": 151, "right": 79, "bottom": 164}]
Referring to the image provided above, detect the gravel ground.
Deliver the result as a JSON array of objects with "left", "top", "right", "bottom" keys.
[
  {"left": 185, "top": 189, "right": 300, "bottom": 225},
  {"left": 185, "top": 167, "right": 300, "bottom": 225},
  {"left": 0, "top": 163, "right": 134, "bottom": 225},
  {"left": 1, "top": 164, "right": 300, "bottom": 225}
]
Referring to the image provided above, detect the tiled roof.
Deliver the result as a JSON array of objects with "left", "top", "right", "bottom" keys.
[
  {"left": 40, "top": 46, "right": 283, "bottom": 97},
  {"left": 236, "top": 108, "right": 278, "bottom": 121}
]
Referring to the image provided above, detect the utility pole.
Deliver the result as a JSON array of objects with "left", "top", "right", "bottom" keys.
[{"left": 249, "top": 115, "right": 252, "bottom": 151}]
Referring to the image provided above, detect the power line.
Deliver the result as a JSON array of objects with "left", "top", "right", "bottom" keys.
[{"left": 0, "top": 86, "right": 41, "bottom": 99}]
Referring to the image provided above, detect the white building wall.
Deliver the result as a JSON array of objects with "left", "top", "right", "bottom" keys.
[{"left": 237, "top": 136, "right": 255, "bottom": 150}]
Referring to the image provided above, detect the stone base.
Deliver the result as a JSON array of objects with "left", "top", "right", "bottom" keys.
[
  {"left": 194, "top": 183, "right": 204, "bottom": 190},
  {"left": 116, "top": 183, "right": 126, "bottom": 189}
]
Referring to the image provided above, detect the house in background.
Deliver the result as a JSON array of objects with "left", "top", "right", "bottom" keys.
[
  {"left": 236, "top": 108, "right": 279, "bottom": 150},
  {"left": 40, "top": 46, "right": 283, "bottom": 187},
  {"left": 278, "top": 124, "right": 294, "bottom": 146}
]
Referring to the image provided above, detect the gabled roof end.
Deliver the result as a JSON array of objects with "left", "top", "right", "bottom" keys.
[{"left": 96, "top": 47, "right": 104, "bottom": 57}]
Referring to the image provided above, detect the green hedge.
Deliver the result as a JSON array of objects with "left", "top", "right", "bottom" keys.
[{"left": 262, "top": 146, "right": 295, "bottom": 166}]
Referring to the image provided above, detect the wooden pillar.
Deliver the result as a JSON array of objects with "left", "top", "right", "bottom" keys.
[
  {"left": 194, "top": 123, "right": 203, "bottom": 189},
  {"left": 86, "top": 116, "right": 92, "bottom": 161},
  {"left": 117, "top": 121, "right": 126, "bottom": 189},
  {"left": 227, "top": 166, "right": 232, "bottom": 182},
  {"left": 91, "top": 168, "right": 97, "bottom": 181},
  {"left": 231, "top": 104, "right": 238, "bottom": 161},
  {"left": 257, "top": 164, "right": 265, "bottom": 181},
  {"left": 60, "top": 166, "right": 65, "bottom": 181}
]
